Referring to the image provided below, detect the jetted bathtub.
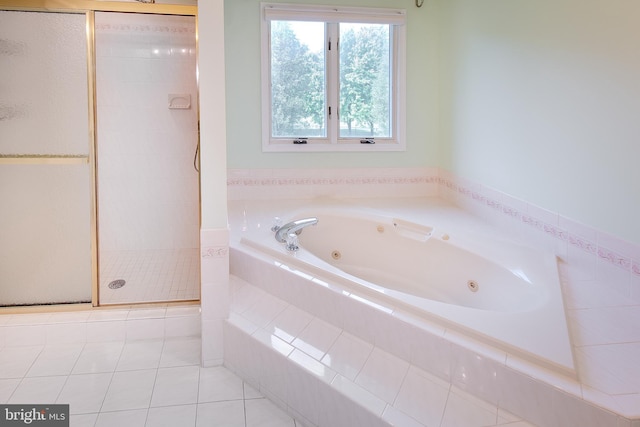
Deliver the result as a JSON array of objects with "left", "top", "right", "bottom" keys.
[{"left": 241, "top": 207, "right": 575, "bottom": 377}]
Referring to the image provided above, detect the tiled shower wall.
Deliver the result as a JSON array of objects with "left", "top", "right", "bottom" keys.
[{"left": 95, "top": 12, "right": 200, "bottom": 304}]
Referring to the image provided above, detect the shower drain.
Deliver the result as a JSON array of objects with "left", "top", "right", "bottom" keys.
[{"left": 108, "top": 279, "right": 126, "bottom": 290}]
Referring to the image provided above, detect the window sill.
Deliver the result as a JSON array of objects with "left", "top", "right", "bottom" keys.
[{"left": 262, "top": 141, "right": 406, "bottom": 153}]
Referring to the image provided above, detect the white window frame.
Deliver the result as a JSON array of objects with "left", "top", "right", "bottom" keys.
[{"left": 260, "top": 2, "right": 407, "bottom": 152}]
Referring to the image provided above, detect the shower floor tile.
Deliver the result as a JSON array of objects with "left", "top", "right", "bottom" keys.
[{"left": 99, "top": 248, "right": 200, "bottom": 304}]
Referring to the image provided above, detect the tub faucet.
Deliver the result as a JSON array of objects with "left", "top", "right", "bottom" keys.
[{"left": 274, "top": 217, "right": 318, "bottom": 251}]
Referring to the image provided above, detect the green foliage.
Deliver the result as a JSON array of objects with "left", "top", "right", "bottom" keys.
[
  {"left": 270, "top": 21, "right": 390, "bottom": 138},
  {"left": 270, "top": 21, "right": 324, "bottom": 137},
  {"left": 340, "top": 24, "right": 390, "bottom": 137}
]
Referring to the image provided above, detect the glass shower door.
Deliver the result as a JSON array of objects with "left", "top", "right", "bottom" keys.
[{"left": 0, "top": 11, "right": 93, "bottom": 306}]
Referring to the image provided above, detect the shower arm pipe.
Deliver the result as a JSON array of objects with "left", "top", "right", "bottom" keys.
[{"left": 0, "top": 0, "right": 195, "bottom": 16}]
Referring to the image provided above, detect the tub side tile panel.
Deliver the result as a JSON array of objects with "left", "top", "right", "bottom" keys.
[
  {"left": 393, "top": 366, "right": 450, "bottom": 427},
  {"left": 317, "top": 377, "right": 392, "bottom": 427},
  {"left": 369, "top": 311, "right": 413, "bottom": 365},
  {"left": 440, "top": 387, "right": 498, "bottom": 427},
  {"left": 285, "top": 356, "right": 324, "bottom": 426},
  {"left": 382, "top": 405, "right": 424, "bottom": 427},
  {"left": 449, "top": 342, "right": 501, "bottom": 406},
  {"left": 255, "top": 334, "right": 292, "bottom": 406},
  {"left": 355, "top": 348, "right": 409, "bottom": 404},
  {"left": 497, "top": 365, "right": 556, "bottom": 427},
  {"left": 407, "top": 325, "right": 453, "bottom": 383},
  {"left": 222, "top": 320, "right": 257, "bottom": 386},
  {"left": 550, "top": 386, "right": 619, "bottom": 427}
]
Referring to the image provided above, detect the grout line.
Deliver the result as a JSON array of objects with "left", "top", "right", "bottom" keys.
[{"left": 242, "top": 381, "right": 249, "bottom": 427}]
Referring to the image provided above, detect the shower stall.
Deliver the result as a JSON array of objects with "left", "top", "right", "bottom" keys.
[{"left": 0, "top": 3, "right": 199, "bottom": 307}]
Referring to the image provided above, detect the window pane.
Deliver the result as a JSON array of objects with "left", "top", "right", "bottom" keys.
[
  {"left": 339, "top": 23, "right": 391, "bottom": 138},
  {"left": 270, "top": 21, "right": 326, "bottom": 137}
]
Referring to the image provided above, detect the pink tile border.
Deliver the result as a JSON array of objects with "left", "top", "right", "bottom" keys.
[
  {"left": 227, "top": 169, "right": 439, "bottom": 190},
  {"left": 437, "top": 174, "right": 639, "bottom": 279}
]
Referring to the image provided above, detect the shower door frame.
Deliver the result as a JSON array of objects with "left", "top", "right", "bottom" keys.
[{"left": 0, "top": 0, "right": 199, "bottom": 308}]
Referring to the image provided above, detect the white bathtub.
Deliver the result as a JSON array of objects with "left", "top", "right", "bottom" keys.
[{"left": 240, "top": 205, "right": 575, "bottom": 377}]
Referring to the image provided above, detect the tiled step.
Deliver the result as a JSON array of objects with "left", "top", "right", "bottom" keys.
[{"left": 223, "top": 276, "right": 532, "bottom": 427}]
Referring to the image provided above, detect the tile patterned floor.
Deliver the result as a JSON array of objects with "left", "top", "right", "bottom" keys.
[
  {"left": 0, "top": 336, "right": 298, "bottom": 427},
  {"left": 99, "top": 249, "right": 200, "bottom": 304}
]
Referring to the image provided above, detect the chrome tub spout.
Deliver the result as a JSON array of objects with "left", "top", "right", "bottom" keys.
[{"left": 274, "top": 217, "right": 318, "bottom": 250}]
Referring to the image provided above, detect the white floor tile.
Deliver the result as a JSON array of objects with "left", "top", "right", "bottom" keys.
[
  {"left": 245, "top": 398, "right": 295, "bottom": 427},
  {"left": 95, "top": 408, "right": 148, "bottom": 427},
  {"left": 72, "top": 341, "right": 124, "bottom": 374},
  {"left": 159, "top": 337, "right": 201, "bottom": 368},
  {"left": 8, "top": 376, "right": 67, "bottom": 404},
  {"left": 150, "top": 365, "right": 200, "bottom": 407},
  {"left": 26, "top": 343, "right": 84, "bottom": 377},
  {"left": 69, "top": 413, "right": 99, "bottom": 427},
  {"left": 57, "top": 372, "right": 112, "bottom": 415},
  {"left": 0, "top": 346, "right": 43, "bottom": 379},
  {"left": 146, "top": 404, "right": 197, "bottom": 427},
  {"left": 101, "top": 369, "right": 157, "bottom": 412},
  {"left": 115, "top": 340, "right": 163, "bottom": 371},
  {"left": 244, "top": 382, "right": 263, "bottom": 400},
  {"left": 198, "top": 366, "right": 244, "bottom": 403},
  {"left": 0, "top": 311, "right": 303, "bottom": 427},
  {"left": 125, "top": 318, "right": 165, "bottom": 341},
  {"left": 196, "top": 400, "right": 245, "bottom": 427},
  {"left": 0, "top": 378, "right": 20, "bottom": 404}
]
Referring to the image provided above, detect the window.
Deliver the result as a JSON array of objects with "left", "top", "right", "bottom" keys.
[{"left": 261, "top": 3, "right": 407, "bottom": 152}]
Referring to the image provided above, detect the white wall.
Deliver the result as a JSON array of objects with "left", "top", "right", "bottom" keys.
[
  {"left": 199, "top": 0, "right": 228, "bottom": 229},
  {"left": 198, "top": 0, "right": 230, "bottom": 367},
  {"left": 437, "top": 0, "right": 640, "bottom": 244}
]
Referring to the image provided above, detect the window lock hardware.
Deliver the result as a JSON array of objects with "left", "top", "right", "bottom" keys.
[
  {"left": 293, "top": 138, "right": 308, "bottom": 144},
  {"left": 360, "top": 138, "right": 375, "bottom": 144}
]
